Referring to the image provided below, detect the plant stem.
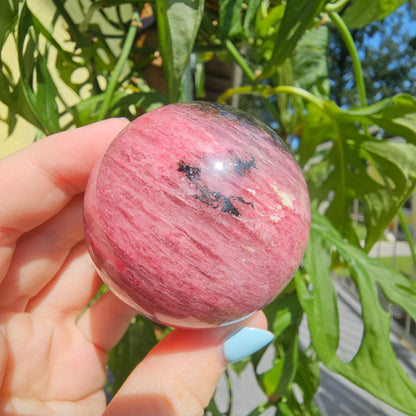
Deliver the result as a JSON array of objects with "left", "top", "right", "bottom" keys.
[
  {"left": 325, "top": 0, "right": 350, "bottom": 12},
  {"left": 272, "top": 86, "right": 325, "bottom": 109},
  {"left": 224, "top": 39, "right": 256, "bottom": 82},
  {"left": 97, "top": 10, "right": 140, "bottom": 121},
  {"left": 328, "top": 11, "right": 367, "bottom": 108},
  {"left": 218, "top": 84, "right": 325, "bottom": 111},
  {"left": 397, "top": 209, "right": 416, "bottom": 278}
]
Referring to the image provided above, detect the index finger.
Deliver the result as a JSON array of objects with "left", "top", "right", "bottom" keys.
[{"left": 0, "top": 118, "right": 129, "bottom": 246}]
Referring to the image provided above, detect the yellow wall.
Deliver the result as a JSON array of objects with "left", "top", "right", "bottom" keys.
[
  {"left": 0, "top": 0, "right": 125, "bottom": 158},
  {"left": 0, "top": 0, "right": 72, "bottom": 157}
]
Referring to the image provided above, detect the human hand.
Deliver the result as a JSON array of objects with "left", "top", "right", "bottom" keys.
[{"left": 0, "top": 120, "right": 272, "bottom": 416}]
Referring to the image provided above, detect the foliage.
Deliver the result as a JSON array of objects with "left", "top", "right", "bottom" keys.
[
  {"left": 1, "top": 0, "right": 416, "bottom": 414},
  {"left": 329, "top": 0, "right": 416, "bottom": 107}
]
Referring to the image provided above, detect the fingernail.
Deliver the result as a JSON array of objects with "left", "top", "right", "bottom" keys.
[
  {"left": 120, "top": 117, "right": 130, "bottom": 121},
  {"left": 223, "top": 327, "right": 274, "bottom": 363}
]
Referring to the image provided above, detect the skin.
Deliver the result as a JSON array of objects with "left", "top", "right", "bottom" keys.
[{"left": 0, "top": 119, "right": 267, "bottom": 416}]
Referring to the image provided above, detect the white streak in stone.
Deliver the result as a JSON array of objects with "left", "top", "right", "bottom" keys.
[{"left": 271, "top": 185, "right": 295, "bottom": 209}]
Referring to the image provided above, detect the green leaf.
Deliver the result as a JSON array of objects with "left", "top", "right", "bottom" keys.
[
  {"left": 29, "top": 8, "right": 75, "bottom": 65},
  {"left": 341, "top": 94, "right": 416, "bottom": 143},
  {"left": 342, "top": 0, "right": 408, "bottom": 29},
  {"left": 69, "top": 87, "right": 168, "bottom": 127},
  {"left": 297, "top": 103, "right": 332, "bottom": 167},
  {"left": 295, "top": 228, "right": 340, "bottom": 364},
  {"left": 156, "top": 0, "right": 204, "bottom": 102},
  {"left": 107, "top": 315, "right": 158, "bottom": 394},
  {"left": 293, "top": 26, "right": 330, "bottom": 98},
  {"left": 15, "top": 1, "right": 44, "bottom": 131},
  {"left": 218, "top": 0, "right": 244, "bottom": 39},
  {"left": 15, "top": 1, "right": 61, "bottom": 135},
  {"left": 33, "top": 53, "right": 61, "bottom": 133},
  {"left": 260, "top": 0, "right": 327, "bottom": 79},
  {"left": 243, "top": 0, "right": 262, "bottom": 36},
  {"left": 293, "top": 350, "right": 321, "bottom": 414},
  {"left": 366, "top": 94, "right": 416, "bottom": 144},
  {"left": 230, "top": 356, "right": 251, "bottom": 375},
  {"left": 359, "top": 140, "right": 416, "bottom": 248},
  {"left": 300, "top": 101, "right": 416, "bottom": 250},
  {"left": 54, "top": 53, "right": 84, "bottom": 95},
  {"left": 297, "top": 210, "right": 416, "bottom": 415},
  {"left": 319, "top": 94, "right": 416, "bottom": 145},
  {"left": 69, "top": 90, "right": 125, "bottom": 126},
  {"left": 57, "top": 21, "right": 116, "bottom": 96},
  {"left": 0, "top": 71, "right": 45, "bottom": 134},
  {"left": 111, "top": 91, "right": 169, "bottom": 114},
  {"left": 0, "top": 0, "right": 18, "bottom": 49},
  {"left": 256, "top": 291, "right": 303, "bottom": 397},
  {"left": 254, "top": 4, "right": 285, "bottom": 39},
  {"left": 301, "top": 109, "right": 360, "bottom": 245}
]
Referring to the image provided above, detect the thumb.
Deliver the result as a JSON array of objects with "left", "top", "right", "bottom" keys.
[{"left": 103, "top": 311, "right": 272, "bottom": 416}]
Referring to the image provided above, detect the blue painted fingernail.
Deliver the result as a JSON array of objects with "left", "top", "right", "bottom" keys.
[{"left": 223, "top": 327, "right": 274, "bottom": 363}]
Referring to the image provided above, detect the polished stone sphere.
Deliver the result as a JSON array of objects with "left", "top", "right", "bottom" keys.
[{"left": 83, "top": 102, "right": 310, "bottom": 328}]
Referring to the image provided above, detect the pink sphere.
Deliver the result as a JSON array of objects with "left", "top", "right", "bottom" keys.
[{"left": 83, "top": 102, "right": 310, "bottom": 328}]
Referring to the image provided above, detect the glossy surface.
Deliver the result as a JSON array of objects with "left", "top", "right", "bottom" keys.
[{"left": 84, "top": 102, "right": 310, "bottom": 328}]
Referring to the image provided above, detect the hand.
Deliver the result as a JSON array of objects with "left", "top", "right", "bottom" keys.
[{"left": 0, "top": 120, "right": 271, "bottom": 416}]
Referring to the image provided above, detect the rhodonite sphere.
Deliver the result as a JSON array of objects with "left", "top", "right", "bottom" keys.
[{"left": 83, "top": 102, "right": 310, "bottom": 328}]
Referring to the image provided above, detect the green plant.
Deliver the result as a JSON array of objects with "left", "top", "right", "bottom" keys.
[{"left": 1, "top": 0, "right": 416, "bottom": 414}]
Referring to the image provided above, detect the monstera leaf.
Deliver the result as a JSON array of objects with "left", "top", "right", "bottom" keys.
[{"left": 296, "top": 210, "right": 416, "bottom": 415}]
